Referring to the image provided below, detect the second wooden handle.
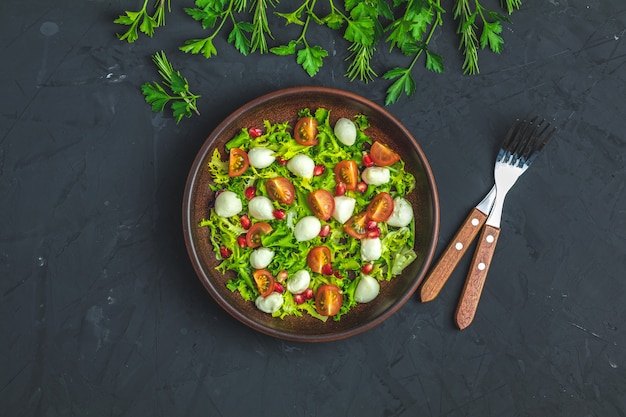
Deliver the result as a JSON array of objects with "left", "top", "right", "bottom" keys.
[
  {"left": 455, "top": 224, "right": 501, "bottom": 330},
  {"left": 420, "top": 208, "right": 488, "bottom": 302}
]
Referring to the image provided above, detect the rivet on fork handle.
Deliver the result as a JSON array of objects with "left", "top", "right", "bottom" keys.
[
  {"left": 455, "top": 224, "right": 501, "bottom": 329},
  {"left": 420, "top": 208, "right": 488, "bottom": 302}
]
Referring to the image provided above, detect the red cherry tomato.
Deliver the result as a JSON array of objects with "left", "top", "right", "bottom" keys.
[
  {"left": 344, "top": 211, "right": 369, "bottom": 240},
  {"left": 369, "top": 141, "right": 400, "bottom": 167},
  {"left": 245, "top": 222, "right": 273, "bottom": 248},
  {"left": 315, "top": 284, "right": 343, "bottom": 316},
  {"left": 307, "top": 189, "right": 335, "bottom": 221},
  {"left": 366, "top": 192, "right": 395, "bottom": 222},
  {"left": 307, "top": 246, "right": 332, "bottom": 274},
  {"left": 228, "top": 148, "right": 249, "bottom": 177},
  {"left": 334, "top": 160, "right": 359, "bottom": 191},
  {"left": 253, "top": 269, "right": 275, "bottom": 297},
  {"left": 294, "top": 117, "right": 319, "bottom": 146},
  {"left": 265, "top": 176, "right": 295, "bottom": 205}
]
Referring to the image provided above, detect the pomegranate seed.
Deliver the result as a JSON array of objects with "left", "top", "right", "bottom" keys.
[
  {"left": 313, "top": 165, "right": 325, "bottom": 176},
  {"left": 333, "top": 270, "right": 343, "bottom": 278},
  {"left": 276, "top": 156, "right": 288, "bottom": 166},
  {"left": 366, "top": 220, "right": 378, "bottom": 231},
  {"left": 362, "top": 153, "right": 374, "bottom": 167},
  {"left": 272, "top": 209, "right": 286, "bottom": 220},
  {"left": 276, "top": 270, "right": 288, "bottom": 282},
  {"left": 237, "top": 235, "right": 247, "bottom": 248},
  {"left": 356, "top": 181, "right": 368, "bottom": 193},
  {"left": 244, "top": 186, "right": 256, "bottom": 200},
  {"left": 321, "top": 264, "right": 333, "bottom": 276},
  {"left": 335, "top": 182, "right": 346, "bottom": 196},
  {"left": 248, "top": 127, "right": 263, "bottom": 138},
  {"left": 367, "top": 228, "right": 381, "bottom": 238},
  {"left": 303, "top": 288, "right": 314, "bottom": 300},
  {"left": 274, "top": 282, "right": 285, "bottom": 293},
  {"left": 361, "top": 263, "right": 374, "bottom": 274},
  {"left": 240, "top": 214, "right": 251, "bottom": 229},
  {"left": 219, "top": 246, "right": 232, "bottom": 258},
  {"left": 319, "top": 224, "right": 331, "bottom": 238},
  {"left": 294, "top": 293, "right": 305, "bottom": 304}
]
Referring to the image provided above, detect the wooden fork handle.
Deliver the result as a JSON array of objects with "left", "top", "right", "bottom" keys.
[
  {"left": 420, "top": 208, "right": 488, "bottom": 302},
  {"left": 455, "top": 224, "right": 501, "bottom": 330}
]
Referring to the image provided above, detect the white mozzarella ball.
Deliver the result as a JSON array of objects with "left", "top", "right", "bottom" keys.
[
  {"left": 334, "top": 118, "right": 357, "bottom": 146},
  {"left": 354, "top": 275, "right": 380, "bottom": 303},
  {"left": 286, "top": 270, "right": 311, "bottom": 294},
  {"left": 387, "top": 197, "right": 414, "bottom": 227},
  {"left": 248, "top": 196, "right": 275, "bottom": 220},
  {"left": 294, "top": 216, "right": 322, "bottom": 241},
  {"left": 361, "top": 237, "right": 382, "bottom": 262},
  {"left": 249, "top": 247, "right": 275, "bottom": 269},
  {"left": 332, "top": 196, "right": 356, "bottom": 224},
  {"left": 214, "top": 190, "right": 242, "bottom": 218},
  {"left": 287, "top": 154, "right": 315, "bottom": 179},
  {"left": 361, "top": 167, "right": 390, "bottom": 185},
  {"left": 248, "top": 147, "right": 276, "bottom": 169},
  {"left": 255, "top": 292, "right": 283, "bottom": 313}
]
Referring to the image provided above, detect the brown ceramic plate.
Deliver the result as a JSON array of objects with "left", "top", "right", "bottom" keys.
[{"left": 182, "top": 86, "right": 439, "bottom": 342}]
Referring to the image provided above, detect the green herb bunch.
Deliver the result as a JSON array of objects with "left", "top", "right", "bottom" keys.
[{"left": 116, "top": 0, "right": 521, "bottom": 115}]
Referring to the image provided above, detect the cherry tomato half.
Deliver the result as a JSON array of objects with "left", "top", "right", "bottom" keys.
[
  {"left": 266, "top": 176, "right": 295, "bottom": 205},
  {"left": 253, "top": 269, "right": 275, "bottom": 297},
  {"left": 307, "top": 189, "right": 335, "bottom": 221},
  {"left": 307, "top": 246, "right": 332, "bottom": 274},
  {"left": 344, "top": 211, "right": 369, "bottom": 240},
  {"left": 228, "top": 148, "right": 249, "bottom": 177},
  {"left": 334, "top": 160, "right": 359, "bottom": 191},
  {"left": 246, "top": 222, "right": 273, "bottom": 248},
  {"left": 294, "top": 117, "right": 319, "bottom": 146},
  {"left": 315, "top": 284, "right": 343, "bottom": 316},
  {"left": 366, "top": 192, "right": 395, "bottom": 222},
  {"left": 369, "top": 141, "right": 400, "bottom": 167}
]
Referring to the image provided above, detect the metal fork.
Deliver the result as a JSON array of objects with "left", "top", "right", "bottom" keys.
[{"left": 454, "top": 117, "right": 557, "bottom": 329}]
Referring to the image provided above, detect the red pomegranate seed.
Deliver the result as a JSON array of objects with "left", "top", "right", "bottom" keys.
[
  {"left": 240, "top": 214, "right": 251, "bottom": 229},
  {"left": 335, "top": 182, "right": 346, "bottom": 196},
  {"left": 313, "top": 165, "right": 325, "bottom": 176},
  {"left": 274, "top": 282, "right": 285, "bottom": 293},
  {"left": 303, "top": 288, "right": 314, "bottom": 300},
  {"left": 248, "top": 127, "right": 263, "bottom": 138},
  {"left": 362, "top": 153, "right": 374, "bottom": 167},
  {"left": 294, "top": 293, "right": 305, "bottom": 304},
  {"left": 333, "top": 270, "right": 343, "bottom": 278},
  {"left": 276, "top": 270, "right": 288, "bottom": 282},
  {"left": 237, "top": 235, "right": 247, "bottom": 248},
  {"left": 356, "top": 181, "right": 368, "bottom": 193},
  {"left": 244, "top": 186, "right": 256, "bottom": 200},
  {"left": 219, "top": 246, "right": 232, "bottom": 258},
  {"left": 319, "top": 224, "right": 331, "bottom": 238},
  {"left": 276, "top": 156, "right": 288, "bottom": 166},
  {"left": 361, "top": 263, "right": 374, "bottom": 274},
  {"left": 366, "top": 220, "right": 378, "bottom": 231},
  {"left": 367, "top": 228, "right": 381, "bottom": 238},
  {"left": 321, "top": 264, "right": 333, "bottom": 276},
  {"left": 272, "top": 209, "right": 286, "bottom": 220}
]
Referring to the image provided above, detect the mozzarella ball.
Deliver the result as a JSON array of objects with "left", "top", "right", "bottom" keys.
[
  {"left": 294, "top": 216, "right": 322, "bottom": 241},
  {"left": 332, "top": 196, "right": 356, "bottom": 224},
  {"left": 354, "top": 275, "right": 380, "bottom": 303},
  {"left": 255, "top": 292, "right": 283, "bottom": 313},
  {"left": 249, "top": 247, "right": 275, "bottom": 269},
  {"left": 334, "top": 118, "right": 357, "bottom": 146},
  {"left": 361, "top": 167, "right": 390, "bottom": 185},
  {"left": 286, "top": 270, "right": 311, "bottom": 294},
  {"left": 287, "top": 154, "right": 315, "bottom": 179},
  {"left": 248, "top": 196, "right": 275, "bottom": 220},
  {"left": 387, "top": 197, "right": 414, "bottom": 227},
  {"left": 214, "top": 190, "right": 242, "bottom": 218},
  {"left": 248, "top": 147, "right": 276, "bottom": 169},
  {"left": 361, "top": 237, "right": 382, "bottom": 262}
]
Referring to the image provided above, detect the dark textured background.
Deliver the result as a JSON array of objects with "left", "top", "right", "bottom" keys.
[{"left": 2, "top": 1, "right": 625, "bottom": 416}]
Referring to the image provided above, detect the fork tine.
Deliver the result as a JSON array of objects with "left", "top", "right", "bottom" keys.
[{"left": 499, "top": 117, "right": 557, "bottom": 167}]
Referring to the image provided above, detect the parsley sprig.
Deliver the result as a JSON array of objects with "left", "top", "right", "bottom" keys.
[
  {"left": 114, "top": 0, "right": 171, "bottom": 43},
  {"left": 141, "top": 51, "right": 201, "bottom": 124}
]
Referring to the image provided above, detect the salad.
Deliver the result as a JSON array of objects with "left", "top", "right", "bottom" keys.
[{"left": 200, "top": 107, "right": 418, "bottom": 321}]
